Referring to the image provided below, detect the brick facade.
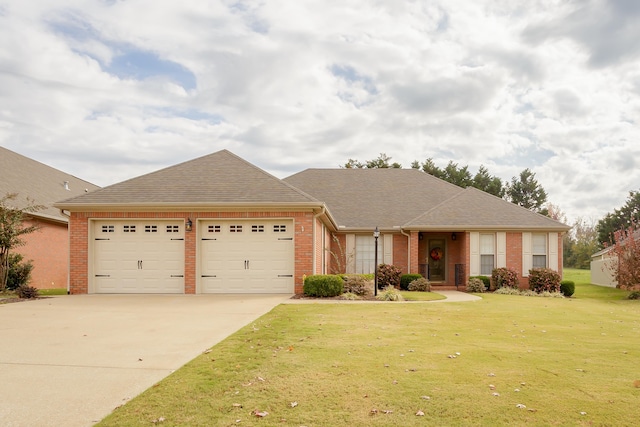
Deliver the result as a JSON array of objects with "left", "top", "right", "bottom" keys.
[{"left": 16, "top": 219, "right": 68, "bottom": 290}]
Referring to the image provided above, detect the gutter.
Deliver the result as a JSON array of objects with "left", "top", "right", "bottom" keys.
[
  {"left": 312, "top": 206, "right": 327, "bottom": 274},
  {"left": 59, "top": 209, "right": 71, "bottom": 295}
]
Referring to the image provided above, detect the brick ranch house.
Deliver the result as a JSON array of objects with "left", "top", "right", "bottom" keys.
[
  {"left": 55, "top": 150, "right": 570, "bottom": 294},
  {"left": 1, "top": 146, "right": 100, "bottom": 289}
]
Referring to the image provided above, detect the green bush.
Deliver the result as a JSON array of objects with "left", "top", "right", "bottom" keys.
[
  {"left": 408, "top": 277, "right": 431, "bottom": 292},
  {"left": 528, "top": 268, "right": 561, "bottom": 293},
  {"left": 492, "top": 267, "right": 519, "bottom": 289},
  {"left": 376, "top": 286, "right": 404, "bottom": 301},
  {"left": 342, "top": 275, "right": 370, "bottom": 296},
  {"left": 376, "top": 264, "right": 402, "bottom": 289},
  {"left": 467, "top": 277, "right": 485, "bottom": 293},
  {"left": 16, "top": 285, "right": 39, "bottom": 299},
  {"left": 7, "top": 253, "right": 34, "bottom": 290},
  {"left": 469, "top": 275, "right": 490, "bottom": 290},
  {"left": 400, "top": 274, "right": 423, "bottom": 290},
  {"left": 628, "top": 291, "right": 640, "bottom": 300},
  {"left": 560, "top": 280, "right": 575, "bottom": 297},
  {"left": 303, "top": 275, "right": 344, "bottom": 297}
]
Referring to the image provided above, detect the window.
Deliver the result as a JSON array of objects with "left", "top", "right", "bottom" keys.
[
  {"left": 230, "top": 225, "right": 242, "bottom": 233},
  {"left": 101, "top": 225, "right": 114, "bottom": 233},
  {"left": 355, "top": 235, "right": 383, "bottom": 274},
  {"left": 273, "top": 225, "right": 287, "bottom": 233},
  {"left": 208, "top": 225, "right": 221, "bottom": 233},
  {"left": 252, "top": 225, "right": 265, "bottom": 233},
  {"left": 166, "top": 225, "right": 179, "bottom": 233},
  {"left": 532, "top": 234, "right": 547, "bottom": 268},
  {"left": 480, "top": 234, "right": 495, "bottom": 275},
  {"left": 145, "top": 225, "right": 158, "bottom": 233},
  {"left": 123, "top": 225, "right": 136, "bottom": 233}
]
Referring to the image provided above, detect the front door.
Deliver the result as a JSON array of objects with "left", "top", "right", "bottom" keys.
[{"left": 428, "top": 239, "right": 446, "bottom": 281}]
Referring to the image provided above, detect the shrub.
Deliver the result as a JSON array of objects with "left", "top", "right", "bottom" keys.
[
  {"left": 16, "top": 285, "right": 39, "bottom": 299},
  {"left": 376, "top": 264, "right": 402, "bottom": 289},
  {"left": 560, "top": 280, "right": 575, "bottom": 297},
  {"left": 303, "top": 275, "right": 344, "bottom": 297},
  {"left": 340, "top": 292, "right": 361, "bottom": 300},
  {"left": 628, "top": 291, "right": 640, "bottom": 300},
  {"left": 467, "top": 277, "right": 485, "bottom": 293},
  {"left": 408, "top": 277, "right": 431, "bottom": 292},
  {"left": 492, "top": 267, "right": 519, "bottom": 289},
  {"left": 469, "top": 275, "right": 490, "bottom": 290},
  {"left": 376, "top": 286, "right": 404, "bottom": 301},
  {"left": 400, "top": 274, "right": 423, "bottom": 290},
  {"left": 494, "top": 287, "right": 564, "bottom": 298},
  {"left": 7, "top": 253, "right": 34, "bottom": 290},
  {"left": 342, "top": 275, "right": 370, "bottom": 296},
  {"left": 528, "top": 268, "right": 561, "bottom": 293}
]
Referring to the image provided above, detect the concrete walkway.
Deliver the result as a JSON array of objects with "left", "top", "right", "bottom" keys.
[{"left": 0, "top": 294, "right": 290, "bottom": 427}]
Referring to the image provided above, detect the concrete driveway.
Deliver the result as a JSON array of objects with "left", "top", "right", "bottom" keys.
[{"left": 0, "top": 294, "right": 290, "bottom": 427}]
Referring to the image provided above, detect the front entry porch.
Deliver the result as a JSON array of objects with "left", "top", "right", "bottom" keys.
[{"left": 415, "top": 231, "right": 468, "bottom": 291}]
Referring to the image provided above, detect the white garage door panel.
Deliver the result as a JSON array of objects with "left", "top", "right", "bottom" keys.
[
  {"left": 200, "top": 220, "right": 294, "bottom": 293},
  {"left": 93, "top": 221, "right": 185, "bottom": 294}
]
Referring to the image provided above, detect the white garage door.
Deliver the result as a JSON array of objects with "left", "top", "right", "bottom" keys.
[
  {"left": 92, "top": 220, "right": 185, "bottom": 293},
  {"left": 199, "top": 220, "right": 294, "bottom": 293}
]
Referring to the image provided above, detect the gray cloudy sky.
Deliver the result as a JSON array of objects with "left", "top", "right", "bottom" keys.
[{"left": 1, "top": 0, "right": 639, "bottom": 224}]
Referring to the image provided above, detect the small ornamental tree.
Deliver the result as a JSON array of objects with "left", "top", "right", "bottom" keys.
[
  {"left": 1, "top": 193, "right": 43, "bottom": 292},
  {"left": 528, "top": 268, "right": 561, "bottom": 293},
  {"left": 492, "top": 267, "right": 519, "bottom": 289},
  {"left": 604, "top": 223, "right": 640, "bottom": 290},
  {"left": 376, "top": 264, "right": 402, "bottom": 289}
]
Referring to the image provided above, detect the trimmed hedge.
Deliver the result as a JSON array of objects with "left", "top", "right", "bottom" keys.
[
  {"left": 528, "top": 268, "right": 561, "bottom": 293},
  {"left": 467, "top": 277, "right": 485, "bottom": 293},
  {"left": 303, "top": 275, "right": 344, "bottom": 297},
  {"left": 469, "top": 275, "right": 490, "bottom": 290},
  {"left": 560, "top": 280, "right": 575, "bottom": 297},
  {"left": 400, "top": 274, "right": 423, "bottom": 290},
  {"left": 408, "top": 277, "right": 431, "bottom": 292},
  {"left": 377, "top": 264, "right": 402, "bottom": 289}
]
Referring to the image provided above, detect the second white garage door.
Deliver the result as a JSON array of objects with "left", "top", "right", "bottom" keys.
[{"left": 199, "top": 219, "right": 294, "bottom": 293}]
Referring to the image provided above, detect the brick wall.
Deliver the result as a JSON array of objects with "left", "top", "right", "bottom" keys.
[
  {"left": 393, "top": 233, "right": 409, "bottom": 274},
  {"left": 16, "top": 219, "right": 68, "bottom": 290}
]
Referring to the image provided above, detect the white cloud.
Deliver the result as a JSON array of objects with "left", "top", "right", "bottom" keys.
[{"left": 1, "top": 0, "right": 639, "bottom": 224}]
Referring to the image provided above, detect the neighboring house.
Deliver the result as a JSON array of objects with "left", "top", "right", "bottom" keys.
[
  {"left": 0, "top": 146, "right": 100, "bottom": 289},
  {"left": 590, "top": 229, "right": 640, "bottom": 287},
  {"left": 55, "top": 149, "right": 570, "bottom": 295}
]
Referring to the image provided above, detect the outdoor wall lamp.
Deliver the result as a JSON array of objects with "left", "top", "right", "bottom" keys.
[
  {"left": 373, "top": 226, "right": 380, "bottom": 296},
  {"left": 451, "top": 232, "right": 457, "bottom": 241},
  {"left": 186, "top": 218, "right": 193, "bottom": 232}
]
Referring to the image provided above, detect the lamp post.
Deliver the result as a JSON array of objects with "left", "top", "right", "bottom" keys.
[{"left": 373, "top": 226, "right": 380, "bottom": 296}]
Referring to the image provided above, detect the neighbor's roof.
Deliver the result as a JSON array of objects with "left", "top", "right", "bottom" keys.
[
  {"left": 0, "top": 146, "right": 100, "bottom": 223},
  {"left": 285, "top": 168, "right": 570, "bottom": 231},
  {"left": 55, "top": 149, "right": 322, "bottom": 209}
]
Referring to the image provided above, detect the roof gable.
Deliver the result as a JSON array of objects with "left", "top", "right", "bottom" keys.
[
  {"left": 405, "top": 187, "right": 570, "bottom": 230},
  {"left": 0, "top": 146, "right": 99, "bottom": 222},
  {"left": 284, "top": 168, "right": 464, "bottom": 229},
  {"left": 57, "top": 150, "right": 320, "bottom": 207}
]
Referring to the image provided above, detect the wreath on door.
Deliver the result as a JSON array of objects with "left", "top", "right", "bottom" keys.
[{"left": 430, "top": 247, "right": 443, "bottom": 261}]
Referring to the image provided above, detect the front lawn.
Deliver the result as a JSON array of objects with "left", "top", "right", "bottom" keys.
[{"left": 98, "top": 284, "right": 640, "bottom": 426}]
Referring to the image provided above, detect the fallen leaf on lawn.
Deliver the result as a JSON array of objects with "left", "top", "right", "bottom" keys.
[
  {"left": 634, "top": 380, "right": 640, "bottom": 388},
  {"left": 488, "top": 373, "right": 496, "bottom": 377},
  {"left": 421, "top": 396, "right": 431, "bottom": 400},
  {"left": 370, "top": 408, "right": 378, "bottom": 415},
  {"left": 514, "top": 388, "right": 520, "bottom": 392},
  {"left": 232, "top": 403, "right": 242, "bottom": 408},
  {"left": 287, "top": 346, "right": 294, "bottom": 352},
  {"left": 257, "top": 376, "right": 265, "bottom": 382},
  {"left": 290, "top": 401, "right": 298, "bottom": 408},
  {"left": 516, "top": 404, "right": 526, "bottom": 409},
  {"left": 151, "top": 417, "right": 166, "bottom": 424},
  {"left": 528, "top": 408, "right": 537, "bottom": 413},
  {"left": 382, "top": 410, "right": 393, "bottom": 414},
  {"left": 416, "top": 410, "right": 425, "bottom": 416},
  {"left": 492, "top": 392, "right": 500, "bottom": 397},
  {"left": 253, "top": 410, "right": 269, "bottom": 417},
  {"left": 203, "top": 349, "right": 211, "bottom": 354},
  {"left": 489, "top": 384, "right": 496, "bottom": 390}
]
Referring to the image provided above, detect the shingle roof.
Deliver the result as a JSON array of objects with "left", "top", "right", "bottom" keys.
[
  {"left": 404, "top": 187, "right": 569, "bottom": 230},
  {"left": 0, "top": 146, "right": 100, "bottom": 223},
  {"left": 285, "top": 168, "right": 570, "bottom": 231},
  {"left": 284, "top": 168, "right": 465, "bottom": 229},
  {"left": 56, "top": 149, "right": 320, "bottom": 208}
]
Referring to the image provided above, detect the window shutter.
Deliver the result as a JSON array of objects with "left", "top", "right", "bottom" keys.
[
  {"left": 470, "top": 232, "right": 480, "bottom": 276},
  {"left": 522, "top": 232, "right": 532, "bottom": 276},
  {"left": 497, "top": 232, "right": 506, "bottom": 268},
  {"left": 548, "top": 232, "right": 558, "bottom": 270},
  {"left": 346, "top": 234, "right": 356, "bottom": 274},
  {"left": 383, "top": 234, "right": 393, "bottom": 265}
]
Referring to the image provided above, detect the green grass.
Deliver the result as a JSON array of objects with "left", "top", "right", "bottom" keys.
[
  {"left": 98, "top": 284, "right": 640, "bottom": 427},
  {"left": 563, "top": 268, "right": 592, "bottom": 285},
  {"left": 399, "top": 291, "right": 446, "bottom": 301},
  {"left": 38, "top": 288, "right": 67, "bottom": 296}
]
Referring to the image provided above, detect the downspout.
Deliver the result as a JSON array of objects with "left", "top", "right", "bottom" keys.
[
  {"left": 401, "top": 228, "right": 411, "bottom": 274},
  {"left": 313, "top": 206, "right": 326, "bottom": 275},
  {"left": 60, "top": 209, "right": 71, "bottom": 294}
]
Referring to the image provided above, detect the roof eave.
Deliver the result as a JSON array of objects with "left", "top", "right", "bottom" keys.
[{"left": 53, "top": 201, "right": 326, "bottom": 212}]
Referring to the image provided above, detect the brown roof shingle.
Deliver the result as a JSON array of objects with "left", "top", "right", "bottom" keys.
[
  {"left": 56, "top": 150, "right": 320, "bottom": 208},
  {"left": 0, "top": 146, "right": 99, "bottom": 222}
]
